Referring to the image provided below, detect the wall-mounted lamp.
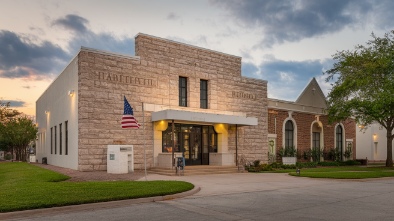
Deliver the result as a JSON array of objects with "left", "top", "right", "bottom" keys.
[
  {"left": 358, "top": 124, "right": 365, "bottom": 129},
  {"left": 68, "top": 90, "right": 75, "bottom": 97},
  {"left": 45, "top": 111, "right": 49, "bottom": 114},
  {"left": 373, "top": 134, "right": 378, "bottom": 143}
]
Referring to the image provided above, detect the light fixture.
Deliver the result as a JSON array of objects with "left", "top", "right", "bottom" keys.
[
  {"left": 373, "top": 134, "right": 378, "bottom": 143},
  {"left": 68, "top": 90, "right": 75, "bottom": 97},
  {"left": 45, "top": 111, "right": 49, "bottom": 114}
]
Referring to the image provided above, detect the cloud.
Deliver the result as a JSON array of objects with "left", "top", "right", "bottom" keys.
[
  {"left": 0, "top": 30, "right": 69, "bottom": 79},
  {"left": 241, "top": 58, "right": 333, "bottom": 101},
  {"left": 212, "top": 0, "right": 393, "bottom": 46},
  {"left": 3, "top": 100, "right": 26, "bottom": 107},
  {"left": 52, "top": 14, "right": 89, "bottom": 33},
  {"left": 52, "top": 14, "right": 135, "bottom": 56},
  {"left": 166, "top": 12, "right": 180, "bottom": 20},
  {"left": 0, "top": 14, "right": 136, "bottom": 80}
]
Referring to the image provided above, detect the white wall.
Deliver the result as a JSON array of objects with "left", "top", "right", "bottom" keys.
[
  {"left": 36, "top": 56, "right": 79, "bottom": 170},
  {"left": 356, "top": 123, "right": 394, "bottom": 161}
]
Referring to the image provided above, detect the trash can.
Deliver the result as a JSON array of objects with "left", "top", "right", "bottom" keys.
[{"left": 42, "top": 157, "right": 47, "bottom": 164}]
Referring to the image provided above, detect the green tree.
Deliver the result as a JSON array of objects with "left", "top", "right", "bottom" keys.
[
  {"left": 325, "top": 30, "right": 394, "bottom": 167},
  {"left": 0, "top": 100, "right": 19, "bottom": 153},
  {"left": 1, "top": 116, "right": 37, "bottom": 161}
]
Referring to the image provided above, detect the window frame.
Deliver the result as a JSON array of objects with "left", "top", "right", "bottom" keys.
[
  {"left": 50, "top": 127, "right": 53, "bottom": 154},
  {"left": 65, "top": 121, "right": 68, "bottom": 155},
  {"left": 200, "top": 79, "right": 208, "bottom": 109},
  {"left": 54, "top": 125, "right": 57, "bottom": 154},
  {"left": 179, "top": 76, "right": 188, "bottom": 107},
  {"left": 59, "top": 123, "right": 62, "bottom": 155},
  {"left": 284, "top": 120, "right": 294, "bottom": 148}
]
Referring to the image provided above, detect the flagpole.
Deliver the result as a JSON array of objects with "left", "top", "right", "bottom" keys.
[{"left": 143, "top": 102, "right": 147, "bottom": 181}]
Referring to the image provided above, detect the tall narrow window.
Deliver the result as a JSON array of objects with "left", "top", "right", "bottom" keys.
[
  {"left": 59, "top": 123, "right": 62, "bottom": 155},
  {"left": 200, "top": 79, "right": 208, "bottom": 109},
  {"left": 50, "top": 127, "right": 53, "bottom": 154},
  {"left": 65, "top": 121, "right": 68, "bottom": 155},
  {"left": 312, "top": 132, "right": 320, "bottom": 148},
  {"left": 336, "top": 125, "right": 343, "bottom": 160},
  {"left": 285, "top": 120, "right": 294, "bottom": 148},
  {"left": 179, "top": 77, "right": 187, "bottom": 107},
  {"left": 54, "top": 126, "right": 57, "bottom": 154}
]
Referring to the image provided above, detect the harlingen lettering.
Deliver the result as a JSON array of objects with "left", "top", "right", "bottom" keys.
[{"left": 96, "top": 72, "right": 156, "bottom": 87}]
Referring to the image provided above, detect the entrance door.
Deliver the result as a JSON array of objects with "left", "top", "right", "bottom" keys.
[
  {"left": 183, "top": 126, "right": 202, "bottom": 165},
  {"left": 164, "top": 124, "right": 216, "bottom": 166},
  {"left": 179, "top": 126, "right": 205, "bottom": 165}
]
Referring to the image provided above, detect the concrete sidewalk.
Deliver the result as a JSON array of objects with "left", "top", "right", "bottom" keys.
[{"left": 2, "top": 172, "right": 394, "bottom": 220}]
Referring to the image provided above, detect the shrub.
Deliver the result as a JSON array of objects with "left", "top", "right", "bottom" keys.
[
  {"left": 253, "top": 160, "right": 260, "bottom": 167},
  {"left": 278, "top": 146, "right": 297, "bottom": 157},
  {"left": 270, "top": 162, "right": 281, "bottom": 169},
  {"left": 311, "top": 147, "right": 324, "bottom": 162},
  {"left": 318, "top": 161, "right": 340, "bottom": 167},
  {"left": 340, "top": 160, "right": 361, "bottom": 166},
  {"left": 326, "top": 147, "right": 342, "bottom": 161},
  {"left": 344, "top": 143, "right": 353, "bottom": 159},
  {"left": 303, "top": 150, "right": 311, "bottom": 160},
  {"left": 5, "top": 154, "right": 12, "bottom": 160},
  {"left": 296, "top": 162, "right": 318, "bottom": 168}
]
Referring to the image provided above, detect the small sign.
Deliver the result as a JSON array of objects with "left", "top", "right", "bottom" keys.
[{"left": 110, "top": 154, "right": 115, "bottom": 160}]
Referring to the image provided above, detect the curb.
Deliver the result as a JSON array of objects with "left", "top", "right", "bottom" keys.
[{"left": 0, "top": 186, "right": 200, "bottom": 220}]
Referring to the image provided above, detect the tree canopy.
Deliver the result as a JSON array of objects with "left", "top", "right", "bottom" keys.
[
  {"left": 0, "top": 100, "right": 37, "bottom": 161},
  {"left": 325, "top": 30, "right": 394, "bottom": 167}
]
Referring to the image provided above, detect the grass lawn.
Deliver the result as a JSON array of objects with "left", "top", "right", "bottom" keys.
[
  {"left": 0, "top": 162, "right": 194, "bottom": 213},
  {"left": 286, "top": 166, "right": 394, "bottom": 179}
]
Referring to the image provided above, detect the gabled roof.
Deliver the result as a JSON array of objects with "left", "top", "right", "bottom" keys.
[{"left": 295, "top": 77, "right": 327, "bottom": 109}]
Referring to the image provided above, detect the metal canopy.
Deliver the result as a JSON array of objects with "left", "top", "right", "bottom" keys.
[{"left": 151, "top": 109, "right": 258, "bottom": 126}]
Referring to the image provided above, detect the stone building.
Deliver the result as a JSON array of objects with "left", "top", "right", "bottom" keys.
[
  {"left": 35, "top": 33, "right": 268, "bottom": 171},
  {"left": 267, "top": 78, "right": 356, "bottom": 162}
]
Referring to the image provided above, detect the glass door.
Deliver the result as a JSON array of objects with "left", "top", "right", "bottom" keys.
[{"left": 189, "top": 126, "right": 202, "bottom": 165}]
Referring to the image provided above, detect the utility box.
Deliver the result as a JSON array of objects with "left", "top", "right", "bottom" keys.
[
  {"left": 107, "top": 145, "right": 134, "bottom": 174},
  {"left": 29, "top": 155, "right": 36, "bottom": 163}
]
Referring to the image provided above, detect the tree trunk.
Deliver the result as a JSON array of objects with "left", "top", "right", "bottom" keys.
[{"left": 386, "top": 128, "right": 393, "bottom": 167}]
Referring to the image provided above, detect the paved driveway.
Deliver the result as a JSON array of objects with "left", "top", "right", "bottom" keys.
[{"left": 3, "top": 173, "right": 394, "bottom": 221}]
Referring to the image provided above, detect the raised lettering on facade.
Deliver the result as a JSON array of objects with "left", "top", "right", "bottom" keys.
[
  {"left": 96, "top": 72, "right": 157, "bottom": 87},
  {"left": 231, "top": 91, "right": 256, "bottom": 100}
]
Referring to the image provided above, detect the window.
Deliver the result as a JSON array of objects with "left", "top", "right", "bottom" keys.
[
  {"left": 336, "top": 125, "right": 343, "bottom": 160},
  {"left": 285, "top": 120, "right": 294, "bottom": 148},
  {"left": 312, "top": 132, "right": 320, "bottom": 148},
  {"left": 179, "top": 77, "right": 187, "bottom": 107},
  {"left": 50, "top": 127, "right": 53, "bottom": 154},
  {"left": 200, "top": 79, "right": 208, "bottom": 109},
  {"left": 65, "top": 121, "right": 68, "bottom": 155},
  {"left": 54, "top": 126, "right": 57, "bottom": 154},
  {"left": 59, "top": 123, "right": 62, "bottom": 155}
]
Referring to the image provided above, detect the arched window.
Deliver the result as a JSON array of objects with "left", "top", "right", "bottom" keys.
[
  {"left": 336, "top": 125, "right": 343, "bottom": 160},
  {"left": 285, "top": 120, "right": 294, "bottom": 148}
]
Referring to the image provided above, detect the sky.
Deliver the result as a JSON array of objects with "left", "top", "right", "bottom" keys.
[{"left": 1, "top": 0, "right": 394, "bottom": 116}]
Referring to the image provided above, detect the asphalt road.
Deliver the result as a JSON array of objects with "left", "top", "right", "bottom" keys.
[{"left": 4, "top": 173, "right": 394, "bottom": 221}]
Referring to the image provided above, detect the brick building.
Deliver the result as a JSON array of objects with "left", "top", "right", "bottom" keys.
[
  {"left": 267, "top": 78, "right": 356, "bottom": 162},
  {"left": 35, "top": 33, "right": 268, "bottom": 171}
]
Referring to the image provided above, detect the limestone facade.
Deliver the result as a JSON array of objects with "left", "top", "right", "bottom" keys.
[{"left": 63, "top": 33, "right": 268, "bottom": 171}]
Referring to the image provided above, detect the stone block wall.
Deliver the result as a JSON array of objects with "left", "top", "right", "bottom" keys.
[{"left": 77, "top": 34, "right": 268, "bottom": 171}]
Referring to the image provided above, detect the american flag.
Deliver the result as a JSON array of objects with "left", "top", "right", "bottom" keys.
[{"left": 121, "top": 96, "right": 140, "bottom": 129}]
